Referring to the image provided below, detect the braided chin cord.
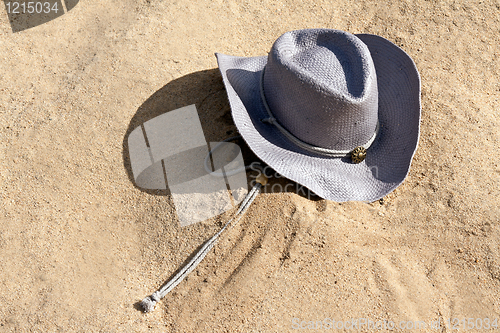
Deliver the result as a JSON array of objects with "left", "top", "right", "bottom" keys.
[{"left": 140, "top": 182, "right": 262, "bottom": 313}]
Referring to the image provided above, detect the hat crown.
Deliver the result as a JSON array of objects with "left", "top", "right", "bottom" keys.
[{"left": 262, "top": 29, "right": 379, "bottom": 151}]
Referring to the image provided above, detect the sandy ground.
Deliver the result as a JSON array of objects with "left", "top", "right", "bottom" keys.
[{"left": 0, "top": 0, "right": 499, "bottom": 332}]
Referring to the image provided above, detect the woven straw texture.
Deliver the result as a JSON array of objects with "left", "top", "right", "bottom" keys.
[
  {"left": 263, "top": 30, "right": 379, "bottom": 151},
  {"left": 216, "top": 29, "right": 421, "bottom": 202}
]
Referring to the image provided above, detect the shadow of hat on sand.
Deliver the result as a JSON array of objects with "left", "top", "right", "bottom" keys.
[{"left": 122, "top": 69, "right": 321, "bottom": 208}]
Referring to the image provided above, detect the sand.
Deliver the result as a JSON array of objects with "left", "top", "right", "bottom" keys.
[{"left": 0, "top": 0, "right": 499, "bottom": 331}]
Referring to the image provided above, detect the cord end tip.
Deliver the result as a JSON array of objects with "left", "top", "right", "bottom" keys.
[{"left": 140, "top": 296, "right": 157, "bottom": 313}]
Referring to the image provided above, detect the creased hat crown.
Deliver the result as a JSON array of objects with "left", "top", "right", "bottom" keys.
[{"left": 262, "top": 29, "right": 379, "bottom": 151}]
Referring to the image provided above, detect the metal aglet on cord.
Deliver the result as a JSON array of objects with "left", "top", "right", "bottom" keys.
[{"left": 140, "top": 169, "right": 267, "bottom": 313}]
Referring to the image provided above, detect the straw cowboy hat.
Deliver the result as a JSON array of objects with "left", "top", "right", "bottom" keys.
[
  {"left": 139, "top": 29, "right": 421, "bottom": 312},
  {"left": 216, "top": 29, "right": 421, "bottom": 202}
]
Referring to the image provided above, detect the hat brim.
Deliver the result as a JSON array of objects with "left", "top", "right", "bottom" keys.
[{"left": 216, "top": 34, "right": 421, "bottom": 202}]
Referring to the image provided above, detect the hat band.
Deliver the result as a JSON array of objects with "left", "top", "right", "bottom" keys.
[{"left": 259, "top": 67, "right": 379, "bottom": 159}]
